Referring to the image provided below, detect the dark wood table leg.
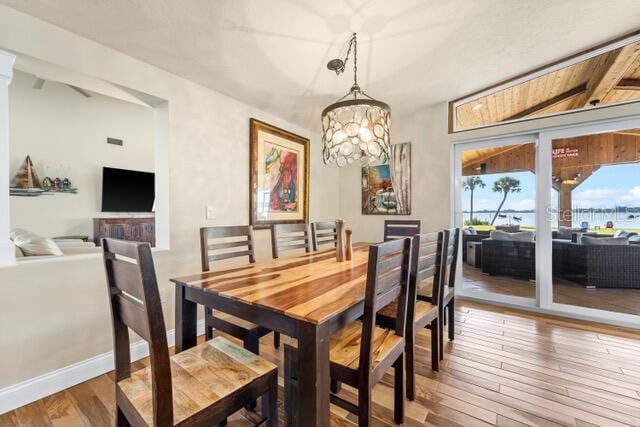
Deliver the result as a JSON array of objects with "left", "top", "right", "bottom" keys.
[
  {"left": 175, "top": 284, "right": 197, "bottom": 353},
  {"left": 295, "top": 321, "right": 330, "bottom": 427}
]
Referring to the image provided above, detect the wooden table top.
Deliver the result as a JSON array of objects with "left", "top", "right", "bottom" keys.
[{"left": 171, "top": 244, "right": 371, "bottom": 325}]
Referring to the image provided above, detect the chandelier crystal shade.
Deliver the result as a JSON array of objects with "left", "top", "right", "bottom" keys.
[{"left": 321, "top": 33, "right": 391, "bottom": 166}]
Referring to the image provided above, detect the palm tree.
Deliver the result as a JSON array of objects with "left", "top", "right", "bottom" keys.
[
  {"left": 462, "top": 176, "right": 485, "bottom": 223},
  {"left": 490, "top": 176, "right": 522, "bottom": 225}
]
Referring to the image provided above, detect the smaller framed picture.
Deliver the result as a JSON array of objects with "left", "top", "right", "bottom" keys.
[
  {"left": 361, "top": 142, "right": 411, "bottom": 215},
  {"left": 250, "top": 119, "right": 310, "bottom": 228}
]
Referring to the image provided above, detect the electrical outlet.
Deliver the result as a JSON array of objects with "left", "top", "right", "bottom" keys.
[{"left": 206, "top": 206, "right": 216, "bottom": 220}]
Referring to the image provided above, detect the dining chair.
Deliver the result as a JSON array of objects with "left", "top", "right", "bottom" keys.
[
  {"left": 418, "top": 228, "right": 460, "bottom": 360},
  {"left": 102, "top": 238, "right": 278, "bottom": 427},
  {"left": 442, "top": 227, "right": 460, "bottom": 343},
  {"left": 311, "top": 221, "right": 338, "bottom": 251},
  {"left": 270, "top": 223, "right": 311, "bottom": 258},
  {"left": 383, "top": 219, "right": 421, "bottom": 241},
  {"left": 284, "top": 238, "right": 411, "bottom": 426},
  {"left": 200, "top": 226, "right": 280, "bottom": 353},
  {"left": 376, "top": 231, "right": 448, "bottom": 400}
]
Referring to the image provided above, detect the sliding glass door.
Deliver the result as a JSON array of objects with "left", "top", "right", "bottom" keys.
[
  {"left": 454, "top": 116, "right": 640, "bottom": 327},
  {"left": 454, "top": 136, "right": 538, "bottom": 306},
  {"left": 548, "top": 126, "right": 640, "bottom": 319}
]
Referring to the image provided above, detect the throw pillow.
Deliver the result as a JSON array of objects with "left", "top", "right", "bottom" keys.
[
  {"left": 14, "top": 245, "right": 24, "bottom": 258},
  {"left": 9, "top": 228, "right": 31, "bottom": 241},
  {"left": 580, "top": 236, "right": 629, "bottom": 246},
  {"left": 614, "top": 230, "right": 638, "bottom": 239},
  {"left": 490, "top": 230, "right": 534, "bottom": 242},
  {"left": 13, "top": 233, "right": 63, "bottom": 256}
]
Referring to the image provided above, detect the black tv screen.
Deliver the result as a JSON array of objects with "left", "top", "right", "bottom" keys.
[{"left": 101, "top": 167, "right": 155, "bottom": 212}]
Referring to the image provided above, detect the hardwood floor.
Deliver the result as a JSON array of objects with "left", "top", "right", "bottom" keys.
[
  {"left": 2, "top": 301, "right": 640, "bottom": 426},
  {"left": 463, "top": 264, "right": 640, "bottom": 316}
]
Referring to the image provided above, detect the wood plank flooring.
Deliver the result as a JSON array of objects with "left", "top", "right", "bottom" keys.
[
  {"left": 2, "top": 301, "right": 640, "bottom": 426},
  {"left": 463, "top": 264, "right": 640, "bottom": 316}
]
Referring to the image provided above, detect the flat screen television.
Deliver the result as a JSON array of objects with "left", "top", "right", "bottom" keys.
[{"left": 101, "top": 167, "right": 155, "bottom": 212}]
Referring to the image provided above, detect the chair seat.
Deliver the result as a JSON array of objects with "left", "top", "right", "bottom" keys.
[
  {"left": 418, "top": 285, "right": 453, "bottom": 304},
  {"left": 329, "top": 321, "right": 403, "bottom": 371},
  {"left": 117, "top": 336, "right": 276, "bottom": 425},
  {"left": 379, "top": 299, "right": 438, "bottom": 323}
]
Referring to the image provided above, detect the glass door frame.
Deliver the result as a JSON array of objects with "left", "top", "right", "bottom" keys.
[
  {"left": 452, "top": 115, "right": 640, "bottom": 329},
  {"left": 452, "top": 133, "right": 539, "bottom": 309}
]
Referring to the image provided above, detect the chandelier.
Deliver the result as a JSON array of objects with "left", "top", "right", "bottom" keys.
[{"left": 322, "top": 33, "right": 391, "bottom": 166}]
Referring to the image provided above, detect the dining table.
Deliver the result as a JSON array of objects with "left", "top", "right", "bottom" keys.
[{"left": 171, "top": 243, "right": 371, "bottom": 427}]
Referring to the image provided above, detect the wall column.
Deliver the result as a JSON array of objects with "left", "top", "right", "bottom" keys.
[
  {"left": 0, "top": 50, "right": 16, "bottom": 267},
  {"left": 558, "top": 183, "right": 573, "bottom": 228}
]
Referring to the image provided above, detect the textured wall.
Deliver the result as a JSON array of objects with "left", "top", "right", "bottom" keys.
[{"left": 0, "top": 5, "right": 340, "bottom": 388}]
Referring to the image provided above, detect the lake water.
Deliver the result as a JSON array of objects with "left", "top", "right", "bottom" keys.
[{"left": 466, "top": 211, "right": 640, "bottom": 229}]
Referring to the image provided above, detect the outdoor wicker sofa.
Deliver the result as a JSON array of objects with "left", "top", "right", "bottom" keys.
[
  {"left": 481, "top": 239, "right": 536, "bottom": 281},
  {"left": 553, "top": 240, "right": 640, "bottom": 289}
]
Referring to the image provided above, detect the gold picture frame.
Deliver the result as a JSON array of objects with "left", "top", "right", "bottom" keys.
[{"left": 249, "top": 118, "right": 310, "bottom": 228}]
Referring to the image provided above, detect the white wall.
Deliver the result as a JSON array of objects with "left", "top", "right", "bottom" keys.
[
  {"left": 0, "top": 51, "right": 14, "bottom": 267},
  {"left": 9, "top": 70, "right": 155, "bottom": 238},
  {"left": 0, "top": 4, "right": 340, "bottom": 396}
]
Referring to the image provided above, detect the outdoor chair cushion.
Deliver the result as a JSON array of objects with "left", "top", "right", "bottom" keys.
[
  {"left": 556, "top": 226, "right": 587, "bottom": 240},
  {"left": 490, "top": 230, "right": 535, "bottom": 242},
  {"left": 614, "top": 230, "right": 638, "bottom": 239},
  {"left": 580, "top": 236, "right": 629, "bottom": 246}
]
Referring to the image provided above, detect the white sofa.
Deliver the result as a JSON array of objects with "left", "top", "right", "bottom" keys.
[{"left": 12, "top": 229, "right": 101, "bottom": 260}]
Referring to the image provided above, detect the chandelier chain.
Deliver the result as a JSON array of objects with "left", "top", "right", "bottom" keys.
[{"left": 352, "top": 33, "right": 358, "bottom": 87}]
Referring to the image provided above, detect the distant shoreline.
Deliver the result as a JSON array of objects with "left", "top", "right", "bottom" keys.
[{"left": 463, "top": 208, "right": 640, "bottom": 214}]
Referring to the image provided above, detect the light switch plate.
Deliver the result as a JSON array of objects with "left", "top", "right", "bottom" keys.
[{"left": 206, "top": 206, "right": 216, "bottom": 220}]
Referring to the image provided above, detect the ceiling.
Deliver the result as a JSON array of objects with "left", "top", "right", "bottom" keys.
[
  {"left": 455, "top": 41, "right": 640, "bottom": 130},
  {"left": 2, "top": 0, "right": 640, "bottom": 132}
]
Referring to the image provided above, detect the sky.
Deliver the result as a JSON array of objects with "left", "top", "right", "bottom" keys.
[{"left": 462, "top": 163, "right": 640, "bottom": 212}]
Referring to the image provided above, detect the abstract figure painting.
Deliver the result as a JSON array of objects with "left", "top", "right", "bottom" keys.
[
  {"left": 361, "top": 142, "right": 411, "bottom": 215},
  {"left": 250, "top": 119, "right": 309, "bottom": 227}
]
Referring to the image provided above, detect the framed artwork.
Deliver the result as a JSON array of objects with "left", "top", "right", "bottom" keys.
[
  {"left": 361, "top": 142, "right": 411, "bottom": 215},
  {"left": 250, "top": 118, "right": 310, "bottom": 228}
]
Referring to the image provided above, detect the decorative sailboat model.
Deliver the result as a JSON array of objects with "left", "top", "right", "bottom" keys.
[{"left": 10, "top": 156, "right": 45, "bottom": 196}]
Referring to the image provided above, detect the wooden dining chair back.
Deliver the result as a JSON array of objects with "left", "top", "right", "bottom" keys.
[
  {"left": 103, "top": 238, "right": 173, "bottom": 424},
  {"left": 200, "top": 225, "right": 255, "bottom": 271},
  {"left": 200, "top": 225, "right": 279, "bottom": 352},
  {"left": 310, "top": 221, "right": 338, "bottom": 251},
  {"left": 361, "top": 237, "right": 412, "bottom": 371},
  {"left": 383, "top": 219, "right": 421, "bottom": 241},
  {"left": 442, "top": 227, "right": 461, "bottom": 343},
  {"left": 410, "top": 231, "right": 448, "bottom": 312},
  {"left": 444, "top": 227, "right": 460, "bottom": 289},
  {"left": 376, "top": 231, "right": 448, "bottom": 400},
  {"left": 284, "top": 238, "right": 412, "bottom": 426},
  {"left": 270, "top": 223, "right": 311, "bottom": 258},
  {"left": 417, "top": 228, "right": 458, "bottom": 360},
  {"left": 104, "top": 238, "right": 279, "bottom": 426}
]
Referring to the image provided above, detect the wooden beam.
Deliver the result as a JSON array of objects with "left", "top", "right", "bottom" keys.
[
  {"left": 584, "top": 43, "right": 640, "bottom": 105},
  {"left": 504, "top": 84, "right": 586, "bottom": 121},
  {"left": 615, "top": 78, "right": 640, "bottom": 91}
]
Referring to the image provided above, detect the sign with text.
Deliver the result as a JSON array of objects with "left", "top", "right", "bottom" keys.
[{"left": 552, "top": 147, "right": 579, "bottom": 159}]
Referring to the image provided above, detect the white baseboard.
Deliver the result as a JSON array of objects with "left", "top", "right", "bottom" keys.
[{"left": 0, "top": 320, "right": 205, "bottom": 415}]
